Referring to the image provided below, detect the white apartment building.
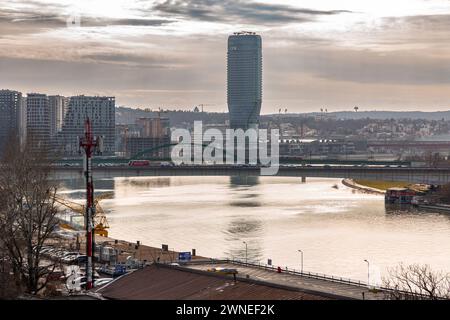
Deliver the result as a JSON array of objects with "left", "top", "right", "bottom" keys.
[
  {"left": 49, "top": 95, "right": 68, "bottom": 137},
  {"left": 57, "top": 95, "right": 115, "bottom": 156}
]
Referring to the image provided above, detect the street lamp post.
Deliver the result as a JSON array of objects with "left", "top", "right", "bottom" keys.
[
  {"left": 243, "top": 241, "right": 248, "bottom": 264},
  {"left": 364, "top": 259, "right": 370, "bottom": 287},
  {"left": 298, "top": 250, "right": 303, "bottom": 273}
]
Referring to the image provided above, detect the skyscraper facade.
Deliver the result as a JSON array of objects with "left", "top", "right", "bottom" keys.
[
  {"left": 26, "top": 93, "right": 51, "bottom": 150},
  {"left": 19, "top": 96, "right": 27, "bottom": 147},
  {"left": 227, "top": 32, "right": 262, "bottom": 130},
  {"left": 57, "top": 95, "right": 115, "bottom": 156},
  {"left": 49, "top": 95, "right": 68, "bottom": 138},
  {"left": 0, "top": 89, "right": 22, "bottom": 154}
]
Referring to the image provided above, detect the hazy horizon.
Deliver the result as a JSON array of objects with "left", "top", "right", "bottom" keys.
[{"left": 1, "top": 0, "right": 449, "bottom": 113}]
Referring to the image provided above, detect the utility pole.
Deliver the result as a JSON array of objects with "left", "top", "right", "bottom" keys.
[
  {"left": 79, "top": 118, "right": 103, "bottom": 290},
  {"left": 243, "top": 241, "right": 248, "bottom": 264},
  {"left": 298, "top": 249, "right": 303, "bottom": 273}
]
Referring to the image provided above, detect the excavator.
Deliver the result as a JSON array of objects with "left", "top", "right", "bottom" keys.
[{"left": 54, "top": 192, "right": 113, "bottom": 237}]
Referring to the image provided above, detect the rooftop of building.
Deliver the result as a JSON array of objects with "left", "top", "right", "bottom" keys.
[
  {"left": 233, "top": 31, "right": 257, "bottom": 35},
  {"left": 97, "top": 263, "right": 331, "bottom": 300}
]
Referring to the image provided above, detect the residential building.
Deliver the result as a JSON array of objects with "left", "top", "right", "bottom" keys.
[
  {"left": 49, "top": 95, "right": 68, "bottom": 137},
  {"left": 57, "top": 95, "right": 115, "bottom": 156},
  {"left": 0, "top": 89, "right": 22, "bottom": 153},
  {"left": 135, "top": 117, "right": 170, "bottom": 138},
  {"left": 26, "top": 93, "right": 51, "bottom": 150},
  {"left": 126, "top": 117, "right": 171, "bottom": 159}
]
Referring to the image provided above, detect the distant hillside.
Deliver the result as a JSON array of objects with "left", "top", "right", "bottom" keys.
[
  {"left": 115, "top": 106, "right": 228, "bottom": 126},
  {"left": 328, "top": 111, "right": 450, "bottom": 120},
  {"left": 116, "top": 106, "right": 450, "bottom": 125},
  {"left": 263, "top": 110, "right": 450, "bottom": 120}
]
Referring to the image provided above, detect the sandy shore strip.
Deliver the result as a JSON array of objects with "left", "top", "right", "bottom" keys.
[{"left": 342, "top": 179, "right": 385, "bottom": 195}]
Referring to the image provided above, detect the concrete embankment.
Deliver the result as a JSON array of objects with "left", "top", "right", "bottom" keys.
[
  {"left": 342, "top": 179, "right": 450, "bottom": 213},
  {"left": 342, "top": 179, "right": 385, "bottom": 195},
  {"left": 416, "top": 204, "right": 450, "bottom": 214}
]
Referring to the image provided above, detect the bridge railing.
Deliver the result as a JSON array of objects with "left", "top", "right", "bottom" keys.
[{"left": 219, "top": 258, "right": 368, "bottom": 287}]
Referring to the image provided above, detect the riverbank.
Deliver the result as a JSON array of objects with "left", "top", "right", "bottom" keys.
[
  {"left": 415, "top": 203, "right": 450, "bottom": 214},
  {"left": 341, "top": 179, "right": 385, "bottom": 195}
]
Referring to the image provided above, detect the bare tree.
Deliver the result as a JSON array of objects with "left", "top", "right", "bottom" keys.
[
  {"left": 382, "top": 263, "right": 450, "bottom": 300},
  {"left": 0, "top": 139, "right": 60, "bottom": 295},
  {"left": 0, "top": 242, "right": 22, "bottom": 298}
]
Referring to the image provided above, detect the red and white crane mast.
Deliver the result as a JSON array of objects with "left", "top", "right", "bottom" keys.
[{"left": 79, "top": 118, "right": 103, "bottom": 290}]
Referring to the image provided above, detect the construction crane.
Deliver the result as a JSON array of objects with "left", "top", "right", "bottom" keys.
[
  {"left": 197, "top": 103, "right": 215, "bottom": 112},
  {"left": 54, "top": 192, "right": 113, "bottom": 237}
]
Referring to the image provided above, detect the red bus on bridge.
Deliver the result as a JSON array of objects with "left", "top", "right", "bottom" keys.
[{"left": 128, "top": 160, "right": 150, "bottom": 167}]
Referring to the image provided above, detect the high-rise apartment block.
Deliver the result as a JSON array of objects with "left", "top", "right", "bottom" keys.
[
  {"left": 19, "top": 96, "right": 27, "bottom": 147},
  {"left": 26, "top": 93, "right": 51, "bottom": 150},
  {"left": 0, "top": 89, "right": 23, "bottom": 153},
  {"left": 57, "top": 95, "right": 115, "bottom": 156},
  {"left": 49, "top": 95, "right": 68, "bottom": 137}
]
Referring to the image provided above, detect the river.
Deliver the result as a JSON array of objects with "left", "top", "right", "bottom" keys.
[{"left": 59, "top": 176, "right": 450, "bottom": 285}]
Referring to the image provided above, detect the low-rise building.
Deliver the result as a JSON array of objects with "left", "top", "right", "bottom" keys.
[{"left": 98, "top": 264, "right": 332, "bottom": 300}]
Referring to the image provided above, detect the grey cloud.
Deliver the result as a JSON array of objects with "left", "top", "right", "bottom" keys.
[
  {"left": 150, "top": 0, "right": 351, "bottom": 24},
  {"left": 110, "top": 18, "right": 172, "bottom": 26},
  {"left": 0, "top": 8, "right": 66, "bottom": 33},
  {"left": 266, "top": 47, "right": 450, "bottom": 85},
  {"left": 383, "top": 14, "right": 450, "bottom": 31},
  {"left": 0, "top": 56, "right": 223, "bottom": 106},
  {"left": 0, "top": 6, "right": 173, "bottom": 37},
  {"left": 81, "top": 53, "right": 183, "bottom": 68}
]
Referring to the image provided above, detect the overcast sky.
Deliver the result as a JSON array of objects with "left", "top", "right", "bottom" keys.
[{"left": 0, "top": 0, "right": 449, "bottom": 113}]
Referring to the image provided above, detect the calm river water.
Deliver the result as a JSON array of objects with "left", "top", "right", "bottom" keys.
[{"left": 60, "top": 176, "right": 450, "bottom": 284}]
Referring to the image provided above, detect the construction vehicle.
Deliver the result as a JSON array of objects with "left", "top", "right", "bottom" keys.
[{"left": 54, "top": 192, "right": 113, "bottom": 237}]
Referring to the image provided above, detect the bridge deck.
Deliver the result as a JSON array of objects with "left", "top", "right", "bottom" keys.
[{"left": 51, "top": 165, "right": 450, "bottom": 185}]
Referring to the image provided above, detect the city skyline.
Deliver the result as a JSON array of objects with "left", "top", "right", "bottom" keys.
[{"left": 0, "top": 0, "right": 450, "bottom": 112}]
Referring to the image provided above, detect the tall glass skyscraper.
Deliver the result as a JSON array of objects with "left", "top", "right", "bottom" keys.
[{"left": 227, "top": 32, "right": 262, "bottom": 130}]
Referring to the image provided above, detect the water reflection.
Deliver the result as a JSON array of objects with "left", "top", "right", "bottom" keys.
[
  {"left": 224, "top": 176, "right": 264, "bottom": 261},
  {"left": 58, "top": 178, "right": 114, "bottom": 200},
  {"left": 58, "top": 178, "right": 115, "bottom": 192},
  {"left": 385, "top": 204, "right": 419, "bottom": 215},
  {"left": 385, "top": 203, "right": 450, "bottom": 226},
  {"left": 230, "top": 176, "right": 260, "bottom": 188},
  {"left": 117, "top": 177, "right": 171, "bottom": 189},
  {"left": 223, "top": 218, "right": 264, "bottom": 262},
  {"left": 228, "top": 176, "right": 261, "bottom": 207}
]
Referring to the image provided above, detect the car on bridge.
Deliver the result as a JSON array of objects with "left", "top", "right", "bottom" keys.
[{"left": 160, "top": 161, "right": 174, "bottom": 167}]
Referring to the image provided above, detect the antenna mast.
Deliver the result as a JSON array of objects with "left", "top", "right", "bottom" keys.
[{"left": 79, "top": 118, "right": 103, "bottom": 290}]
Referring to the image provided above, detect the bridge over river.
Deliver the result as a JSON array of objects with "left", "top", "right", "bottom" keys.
[{"left": 51, "top": 165, "right": 450, "bottom": 185}]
